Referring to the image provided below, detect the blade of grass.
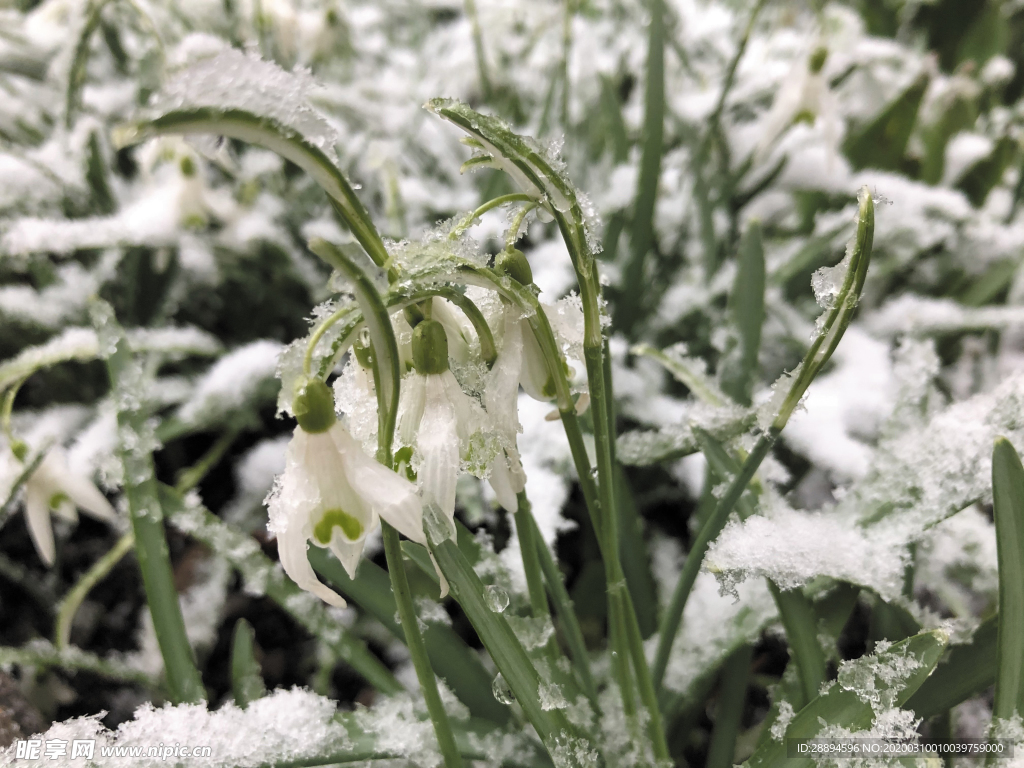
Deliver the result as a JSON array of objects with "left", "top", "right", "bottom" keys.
[
  {"left": 619, "top": 0, "right": 664, "bottom": 334},
  {"left": 231, "top": 618, "right": 267, "bottom": 708},
  {"left": 706, "top": 644, "right": 753, "bottom": 768},
  {"left": 746, "top": 630, "right": 948, "bottom": 768},
  {"left": 992, "top": 437, "right": 1024, "bottom": 719},
  {"left": 99, "top": 303, "right": 205, "bottom": 705},
  {"left": 904, "top": 616, "right": 996, "bottom": 719}
]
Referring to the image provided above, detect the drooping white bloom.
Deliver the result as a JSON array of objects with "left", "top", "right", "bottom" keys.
[
  {"left": 3, "top": 447, "right": 117, "bottom": 566},
  {"left": 483, "top": 309, "right": 529, "bottom": 512},
  {"left": 399, "top": 368, "right": 488, "bottom": 524},
  {"left": 267, "top": 421, "right": 424, "bottom": 607},
  {"left": 755, "top": 45, "right": 841, "bottom": 163}
]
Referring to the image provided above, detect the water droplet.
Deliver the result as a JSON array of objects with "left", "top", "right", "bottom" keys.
[
  {"left": 492, "top": 673, "right": 515, "bottom": 705},
  {"left": 359, "top": 327, "right": 371, "bottom": 346},
  {"left": 485, "top": 585, "right": 509, "bottom": 613}
]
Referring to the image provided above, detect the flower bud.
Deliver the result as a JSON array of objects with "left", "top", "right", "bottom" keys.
[
  {"left": 495, "top": 248, "right": 533, "bottom": 286},
  {"left": 293, "top": 379, "right": 337, "bottom": 433},
  {"left": 412, "top": 320, "right": 449, "bottom": 375}
]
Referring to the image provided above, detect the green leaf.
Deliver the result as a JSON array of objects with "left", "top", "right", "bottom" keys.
[
  {"left": 426, "top": 524, "right": 591, "bottom": 761},
  {"left": 745, "top": 630, "right": 949, "bottom": 768},
  {"left": 843, "top": 73, "right": 928, "bottom": 171},
  {"left": 616, "top": 467, "right": 658, "bottom": 638},
  {"left": 721, "top": 221, "right": 765, "bottom": 407},
  {"left": 306, "top": 546, "right": 509, "bottom": 723},
  {"left": 231, "top": 618, "right": 267, "bottom": 708},
  {"left": 904, "top": 616, "right": 996, "bottom": 719},
  {"left": 957, "top": 136, "right": 1018, "bottom": 208},
  {"left": 619, "top": 0, "right": 664, "bottom": 334},
  {"left": 992, "top": 437, "right": 1024, "bottom": 719},
  {"left": 100, "top": 304, "right": 206, "bottom": 705},
  {"left": 706, "top": 644, "right": 753, "bottom": 768}
]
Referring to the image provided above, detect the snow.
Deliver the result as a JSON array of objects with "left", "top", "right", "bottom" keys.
[
  {"left": 176, "top": 340, "right": 283, "bottom": 426},
  {"left": 152, "top": 47, "right": 340, "bottom": 161}
]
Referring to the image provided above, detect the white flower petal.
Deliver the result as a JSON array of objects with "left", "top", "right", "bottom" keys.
[
  {"left": 24, "top": 481, "right": 56, "bottom": 566},
  {"left": 277, "top": 520, "right": 347, "bottom": 608},
  {"left": 488, "top": 452, "right": 519, "bottom": 513},
  {"left": 519, "top": 318, "right": 554, "bottom": 401},
  {"left": 485, "top": 309, "right": 524, "bottom": 439},
  {"left": 60, "top": 472, "right": 117, "bottom": 522},
  {"left": 331, "top": 425, "right": 425, "bottom": 544},
  {"left": 398, "top": 373, "right": 426, "bottom": 447},
  {"left": 419, "top": 375, "right": 459, "bottom": 523},
  {"left": 329, "top": 534, "right": 369, "bottom": 580},
  {"left": 303, "top": 430, "right": 373, "bottom": 533}
]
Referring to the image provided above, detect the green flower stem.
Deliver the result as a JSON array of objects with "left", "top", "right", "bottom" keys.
[
  {"left": 514, "top": 492, "right": 549, "bottom": 619},
  {"left": 104, "top": 324, "right": 206, "bottom": 705},
  {"left": 654, "top": 190, "right": 874, "bottom": 692},
  {"left": 55, "top": 531, "right": 135, "bottom": 651},
  {"left": 304, "top": 304, "right": 359, "bottom": 375},
  {"left": 382, "top": 522, "right": 466, "bottom": 768},
  {"left": 1, "top": 377, "right": 24, "bottom": 441},
  {"left": 451, "top": 193, "right": 534, "bottom": 238},
  {"left": 505, "top": 202, "right": 538, "bottom": 249},
  {"left": 309, "top": 238, "right": 401, "bottom": 460},
  {"left": 526, "top": 510, "right": 598, "bottom": 706},
  {"left": 653, "top": 431, "right": 774, "bottom": 691},
  {"left": 174, "top": 426, "right": 240, "bottom": 494}
]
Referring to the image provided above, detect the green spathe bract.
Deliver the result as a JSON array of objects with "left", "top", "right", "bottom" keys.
[{"left": 293, "top": 379, "right": 337, "bottom": 434}]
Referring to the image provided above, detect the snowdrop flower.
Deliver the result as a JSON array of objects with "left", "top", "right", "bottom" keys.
[
  {"left": 398, "top": 319, "right": 491, "bottom": 529},
  {"left": 484, "top": 302, "right": 529, "bottom": 513},
  {"left": 267, "top": 379, "right": 424, "bottom": 607},
  {"left": 755, "top": 45, "right": 841, "bottom": 163},
  {"left": 3, "top": 444, "right": 116, "bottom": 566},
  {"left": 493, "top": 249, "right": 588, "bottom": 413}
]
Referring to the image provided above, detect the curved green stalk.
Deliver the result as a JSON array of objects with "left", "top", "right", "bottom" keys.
[
  {"left": 55, "top": 531, "right": 135, "bottom": 651},
  {"left": 514, "top": 492, "right": 549, "bottom": 619},
  {"left": 308, "top": 238, "right": 401, "bottom": 460},
  {"left": 451, "top": 193, "right": 534, "bottom": 238},
  {"left": 115, "top": 108, "right": 391, "bottom": 269},
  {"left": 653, "top": 190, "right": 875, "bottom": 691}
]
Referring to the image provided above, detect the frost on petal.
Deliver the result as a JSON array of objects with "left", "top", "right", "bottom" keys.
[
  {"left": 485, "top": 309, "right": 525, "bottom": 441},
  {"left": 418, "top": 375, "right": 460, "bottom": 522}
]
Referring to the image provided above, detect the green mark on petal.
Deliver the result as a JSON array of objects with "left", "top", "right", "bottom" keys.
[
  {"left": 314, "top": 508, "right": 364, "bottom": 544},
  {"left": 49, "top": 492, "right": 70, "bottom": 509}
]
